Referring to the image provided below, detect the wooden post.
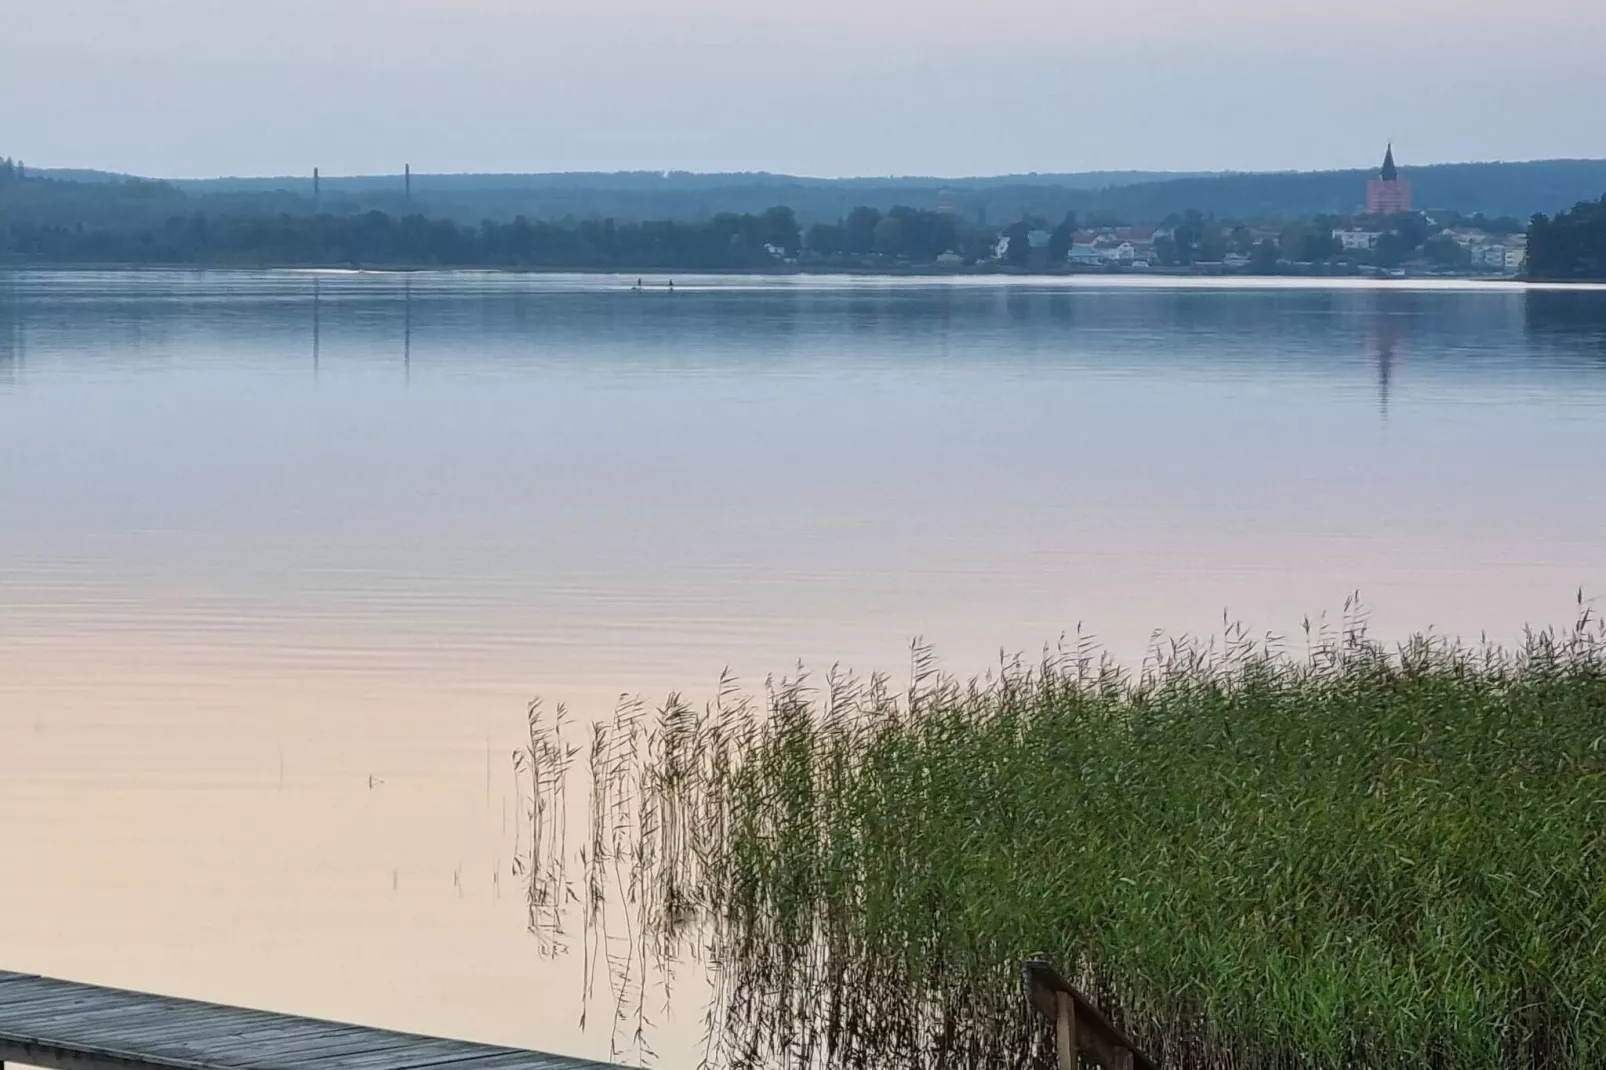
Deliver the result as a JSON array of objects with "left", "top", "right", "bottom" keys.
[
  {"left": 1056, "top": 989, "right": 1078, "bottom": 1070},
  {"left": 1023, "top": 960, "right": 1155, "bottom": 1070}
]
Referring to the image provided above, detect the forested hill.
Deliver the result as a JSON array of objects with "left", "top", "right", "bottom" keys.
[
  {"left": 56, "top": 169, "right": 1201, "bottom": 194},
  {"left": 9, "top": 156, "right": 1606, "bottom": 224},
  {"left": 1086, "top": 159, "right": 1606, "bottom": 224},
  {"left": 17, "top": 158, "right": 1606, "bottom": 226}
]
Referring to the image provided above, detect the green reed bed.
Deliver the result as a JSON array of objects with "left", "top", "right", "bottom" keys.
[{"left": 526, "top": 609, "right": 1606, "bottom": 1069}]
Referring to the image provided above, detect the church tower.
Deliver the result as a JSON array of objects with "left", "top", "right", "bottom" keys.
[{"left": 1366, "top": 143, "right": 1412, "bottom": 216}]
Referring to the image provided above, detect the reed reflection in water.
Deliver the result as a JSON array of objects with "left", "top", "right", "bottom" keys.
[{"left": 1, "top": 271, "right": 1605, "bottom": 1067}]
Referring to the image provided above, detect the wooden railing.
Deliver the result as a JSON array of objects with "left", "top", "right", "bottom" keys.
[{"left": 1021, "top": 960, "right": 1157, "bottom": 1070}]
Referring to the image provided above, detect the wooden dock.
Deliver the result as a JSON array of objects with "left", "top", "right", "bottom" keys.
[{"left": 0, "top": 971, "right": 624, "bottom": 1070}]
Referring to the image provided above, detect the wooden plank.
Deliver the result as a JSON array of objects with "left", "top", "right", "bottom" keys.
[
  {"left": 1055, "top": 990, "right": 1077, "bottom": 1070},
  {"left": 0, "top": 1033, "right": 217, "bottom": 1070},
  {"left": 0, "top": 1013, "right": 274, "bottom": 1054},
  {"left": 364, "top": 1053, "right": 616, "bottom": 1070},
  {"left": 0, "top": 991, "right": 175, "bottom": 1022},
  {"left": 0, "top": 1002, "right": 241, "bottom": 1037},
  {"left": 37, "top": 1005, "right": 314, "bottom": 1039},
  {"left": 308, "top": 1040, "right": 518, "bottom": 1070},
  {"left": 43, "top": 1019, "right": 348, "bottom": 1057},
  {"left": 0, "top": 971, "right": 623, "bottom": 1070},
  {"left": 0, "top": 992, "right": 126, "bottom": 1018},
  {"left": 194, "top": 1031, "right": 433, "bottom": 1066},
  {"left": 142, "top": 1025, "right": 382, "bottom": 1060},
  {"left": 2, "top": 994, "right": 293, "bottom": 1047},
  {"left": 69, "top": 1023, "right": 421, "bottom": 1069},
  {"left": 1081, "top": 1029, "right": 1135, "bottom": 1070}
]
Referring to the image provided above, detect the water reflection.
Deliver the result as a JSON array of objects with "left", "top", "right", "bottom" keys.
[
  {"left": 5, "top": 273, "right": 1606, "bottom": 385},
  {"left": 312, "top": 274, "right": 321, "bottom": 377},
  {"left": 1526, "top": 288, "right": 1606, "bottom": 360},
  {"left": 0, "top": 284, "right": 18, "bottom": 385},
  {"left": 1365, "top": 295, "right": 1407, "bottom": 422},
  {"left": 3, "top": 269, "right": 1606, "bottom": 1070}
]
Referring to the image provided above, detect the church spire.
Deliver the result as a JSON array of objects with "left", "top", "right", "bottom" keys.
[{"left": 1380, "top": 143, "right": 1398, "bottom": 182}]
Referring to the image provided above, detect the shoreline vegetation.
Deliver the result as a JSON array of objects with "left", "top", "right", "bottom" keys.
[
  {"left": 4, "top": 158, "right": 1603, "bottom": 280},
  {"left": 520, "top": 603, "right": 1606, "bottom": 1069}
]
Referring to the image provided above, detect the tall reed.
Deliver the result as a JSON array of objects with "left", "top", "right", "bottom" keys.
[{"left": 524, "top": 605, "right": 1606, "bottom": 1069}]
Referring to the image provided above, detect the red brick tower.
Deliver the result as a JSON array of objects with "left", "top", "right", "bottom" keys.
[{"left": 1366, "top": 144, "right": 1412, "bottom": 216}]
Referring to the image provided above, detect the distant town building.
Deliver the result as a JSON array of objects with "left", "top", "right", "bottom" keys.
[
  {"left": 1366, "top": 144, "right": 1412, "bottom": 216},
  {"left": 1068, "top": 241, "right": 1104, "bottom": 266},
  {"left": 1444, "top": 228, "right": 1527, "bottom": 272},
  {"left": 1066, "top": 227, "right": 1160, "bottom": 266},
  {"left": 934, "top": 188, "right": 960, "bottom": 217},
  {"left": 1333, "top": 227, "right": 1385, "bottom": 251}
]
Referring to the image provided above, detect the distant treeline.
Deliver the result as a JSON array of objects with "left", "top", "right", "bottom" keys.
[
  {"left": 1, "top": 202, "right": 812, "bottom": 269},
  {"left": 5, "top": 155, "right": 1605, "bottom": 276},
  {"left": 10, "top": 154, "right": 1606, "bottom": 227},
  {"left": 1527, "top": 196, "right": 1606, "bottom": 281}
]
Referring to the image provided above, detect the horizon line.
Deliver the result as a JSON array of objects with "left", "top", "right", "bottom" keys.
[{"left": 30, "top": 155, "right": 1606, "bottom": 186}]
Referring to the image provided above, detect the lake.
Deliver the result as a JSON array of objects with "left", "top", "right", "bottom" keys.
[{"left": 2, "top": 270, "right": 1605, "bottom": 1065}]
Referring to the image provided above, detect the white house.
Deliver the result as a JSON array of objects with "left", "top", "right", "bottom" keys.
[
  {"left": 1452, "top": 230, "right": 1527, "bottom": 272},
  {"left": 1472, "top": 242, "right": 1526, "bottom": 271},
  {"left": 1067, "top": 232, "right": 1148, "bottom": 265},
  {"left": 1333, "top": 227, "right": 1384, "bottom": 251},
  {"left": 1068, "top": 241, "right": 1103, "bottom": 266}
]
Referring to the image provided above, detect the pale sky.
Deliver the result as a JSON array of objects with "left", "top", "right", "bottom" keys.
[{"left": 6, "top": 0, "right": 1604, "bottom": 179}]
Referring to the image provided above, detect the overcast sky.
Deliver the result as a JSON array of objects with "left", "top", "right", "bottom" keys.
[{"left": 6, "top": 0, "right": 1604, "bottom": 179}]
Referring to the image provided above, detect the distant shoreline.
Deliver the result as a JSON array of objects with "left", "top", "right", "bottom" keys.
[{"left": 0, "top": 261, "right": 1530, "bottom": 283}]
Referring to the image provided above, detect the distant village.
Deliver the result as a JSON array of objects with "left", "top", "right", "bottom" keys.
[
  {"left": 1, "top": 145, "right": 1556, "bottom": 274},
  {"left": 791, "top": 146, "right": 1531, "bottom": 277},
  {"left": 1045, "top": 147, "right": 1519, "bottom": 276}
]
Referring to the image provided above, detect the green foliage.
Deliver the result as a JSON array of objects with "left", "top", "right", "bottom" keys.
[
  {"left": 1003, "top": 221, "right": 1031, "bottom": 267},
  {"left": 1527, "top": 197, "right": 1606, "bottom": 280},
  {"left": 1047, "top": 213, "right": 1078, "bottom": 265},
  {"left": 1, "top": 206, "right": 807, "bottom": 269},
  {"left": 1250, "top": 239, "right": 1281, "bottom": 273},
  {"left": 843, "top": 206, "right": 881, "bottom": 254},
  {"left": 1389, "top": 212, "right": 1432, "bottom": 250},
  {"left": 804, "top": 221, "right": 845, "bottom": 256},
  {"left": 1279, "top": 222, "right": 1340, "bottom": 263},
  {"left": 540, "top": 610, "right": 1606, "bottom": 1069},
  {"left": 1426, "top": 235, "right": 1474, "bottom": 270}
]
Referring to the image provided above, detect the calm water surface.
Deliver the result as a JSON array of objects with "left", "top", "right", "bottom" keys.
[{"left": 2, "top": 270, "right": 1605, "bottom": 1063}]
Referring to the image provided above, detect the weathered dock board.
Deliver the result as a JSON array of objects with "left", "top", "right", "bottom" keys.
[{"left": 0, "top": 972, "right": 625, "bottom": 1070}]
